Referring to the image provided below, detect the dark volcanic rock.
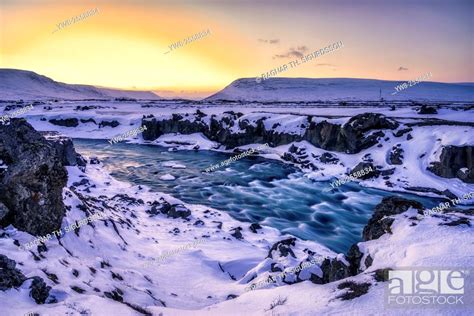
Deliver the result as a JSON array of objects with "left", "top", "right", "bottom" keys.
[
  {"left": 428, "top": 146, "right": 474, "bottom": 183},
  {"left": 373, "top": 268, "right": 392, "bottom": 282},
  {"left": 0, "top": 119, "right": 68, "bottom": 236},
  {"left": 320, "top": 152, "right": 339, "bottom": 164},
  {"left": 49, "top": 118, "right": 79, "bottom": 127},
  {"left": 304, "top": 120, "right": 343, "bottom": 151},
  {"left": 29, "top": 276, "right": 52, "bottom": 304},
  {"left": 142, "top": 112, "right": 398, "bottom": 154},
  {"left": 164, "top": 204, "right": 191, "bottom": 219},
  {"left": 363, "top": 196, "right": 423, "bottom": 241},
  {"left": 338, "top": 113, "right": 398, "bottom": 153},
  {"left": 310, "top": 258, "right": 351, "bottom": 284},
  {"left": 249, "top": 223, "right": 262, "bottom": 233},
  {"left": 393, "top": 127, "right": 413, "bottom": 137},
  {"left": 304, "top": 113, "right": 398, "bottom": 154},
  {"left": 418, "top": 105, "right": 438, "bottom": 114},
  {"left": 440, "top": 218, "right": 471, "bottom": 227},
  {"left": 405, "top": 187, "right": 457, "bottom": 199},
  {"left": 99, "top": 120, "right": 120, "bottom": 128},
  {"left": 230, "top": 227, "right": 243, "bottom": 239},
  {"left": 0, "top": 254, "right": 27, "bottom": 291},
  {"left": 388, "top": 144, "right": 404, "bottom": 165},
  {"left": 0, "top": 201, "right": 8, "bottom": 222},
  {"left": 267, "top": 238, "right": 297, "bottom": 259},
  {"left": 347, "top": 244, "right": 363, "bottom": 275},
  {"left": 41, "top": 132, "right": 87, "bottom": 167},
  {"left": 336, "top": 281, "right": 371, "bottom": 300},
  {"left": 350, "top": 162, "right": 379, "bottom": 180}
]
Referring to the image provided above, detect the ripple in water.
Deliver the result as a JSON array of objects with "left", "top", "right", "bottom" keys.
[{"left": 74, "top": 139, "right": 441, "bottom": 254}]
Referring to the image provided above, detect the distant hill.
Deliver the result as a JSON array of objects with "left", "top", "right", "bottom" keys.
[
  {"left": 0, "top": 69, "right": 161, "bottom": 100},
  {"left": 206, "top": 78, "right": 474, "bottom": 102}
]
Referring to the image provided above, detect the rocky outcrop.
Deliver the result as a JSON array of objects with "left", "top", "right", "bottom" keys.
[
  {"left": 49, "top": 118, "right": 79, "bottom": 127},
  {"left": 388, "top": 144, "right": 404, "bottom": 165},
  {"left": 41, "top": 132, "right": 87, "bottom": 167},
  {"left": 346, "top": 244, "right": 364, "bottom": 276},
  {"left": 0, "top": 119, "right": 68, "bottom": 236},
  {"left": 143, "top": 112, "right": 302, "bottom": 149},
  {"left": 350, "top": 162, "right": 379, "bottom": 180},
  {"left": 336, "top": 281, "right": 371, "bottom": 300},
  {"left": 310, "top": 257, "right": 351, "bottom": 284},
  {"left": 418, "top": 105, "right": 438, "bottom": 114},
  {"left": 304, "top": 113, "right": 397, "bottom": 154},
  {"left": 30, "top": 276, "right": 52, "bottom": 304},
  {"left": 328, "top": 113, "right": 398, "bottom": 153},
  {"left": 428, "top": 146, "right": 474, "bottom": 183},
  {"left": 319, "top": 152, "right": 339, "bottom": 164},
  {"left": 393, "top": 127, "right": 412, "bottom": 137},
  {"left": 99, "top": 120, "right": 120, "bottom": 128},
  {"left": 147, "top": 200, "right": 191, "bottom": 219},
  {"left": 282, "top": 145, "right": 318, "bottom": 170},
  {"left": 0, "top": 201, "right": 8, "bottom": 222},
  {"left": 362, "top": 196, "right": 423, "bottom": 241},
  {"left": 142, "top": 112, "right": 399, "bottom": 154},
  {"left": 0, "top": 254, "right": 26, "bottom": 291},
  {"left": 267, "top": 238, "right": 297, "bottom": 259}
]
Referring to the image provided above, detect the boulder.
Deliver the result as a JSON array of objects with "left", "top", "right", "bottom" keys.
[
  {"left": 388, "top": 144, "right": 404, "bottom": 165},
  {"left": 320, "top": 152, "right": 339, "bottom": 164},
  {"left": 362, "top": 196, "right": 423, "bottom": 241},
  {"left": 267, "top": 238, "right": 297, "bottom": 259},
  {"left": 418, "top": 105, "right": 438, "bottom": 114},
  {"left": 350, "top": 162, "right": 379, "bottom": 180},
  {"left": 49, "top": 118, "right": 79, "bottom": 127},
  {"left": 310, "top": 257, "right": 351, "bottom": 284},
  {"left": 29, "top": 276, "right": 52, "bottom": 304},
  {"left": 166, "top": 204, "right": 191, "bottom": 219},
  {"left": 0, "top": 255, "right": 26, "bottom": 291},
  {"left": 428, "top": 146, "right": 474, "bottom": 183},
  {"left": 99, "top": 120, "right": 120, "bottom": 128},
  {"left": 0, "top": 119, "right": 68, "bottom": 236}
]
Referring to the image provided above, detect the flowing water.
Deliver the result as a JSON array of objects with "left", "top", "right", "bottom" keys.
[{"left": 74, "top": 139, "right": 441, "bottom": 253}]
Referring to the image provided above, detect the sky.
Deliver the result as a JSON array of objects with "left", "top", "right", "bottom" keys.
[{"left": 1, "top": 0, "right": 473, "bottom": 98}]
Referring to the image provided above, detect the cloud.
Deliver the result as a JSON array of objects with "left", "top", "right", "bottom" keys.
[
  {"left": 273, "top": 46, "right": 308, "bottom": 59},
  {"left": 258, "top": 38, "right": 279, "bottom": 44},
  {"left": 398, "top": 66, "right": 408, "bottom": 71}
]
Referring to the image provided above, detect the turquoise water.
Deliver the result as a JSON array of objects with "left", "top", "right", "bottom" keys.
[{"left": 74, "top": 139, "right": 441, "bottom": 254}]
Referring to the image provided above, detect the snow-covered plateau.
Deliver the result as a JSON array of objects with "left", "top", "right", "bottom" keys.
[{"left": 0, "top": 76, "right": 473, "bottom": 315}]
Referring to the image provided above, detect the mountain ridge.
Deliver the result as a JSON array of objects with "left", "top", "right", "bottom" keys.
[
  {"left": 206, "top": 77, "right": 474, "bottom": 102},
  {"left": 0, "top": 69, "right": 161, "bottom": 100}
]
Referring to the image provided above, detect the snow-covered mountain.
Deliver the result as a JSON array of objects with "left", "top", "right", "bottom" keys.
[
  {"left": 206, "top": 78, "right": 474, "bottom": 102},
  {"left": 0, "top": 69, "right": 161, "bottom": 100}
]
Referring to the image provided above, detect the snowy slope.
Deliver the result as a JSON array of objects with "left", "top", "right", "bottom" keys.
[
  {"left": 206, "top": 78, "right": 474, "bottom": 102},
  {"left": 0, "top": 69, "right": 161, "bottom": 100},
  {"left": 1, "top": 156, "right": 472, "bottom": 316}
]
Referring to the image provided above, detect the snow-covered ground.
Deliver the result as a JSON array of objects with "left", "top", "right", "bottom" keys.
[
  {"left": 1, "top": 98, "right": 473, "bottom": 315},
  {"left": 1, "top": 148, "right": 472, "bottom": 315}
]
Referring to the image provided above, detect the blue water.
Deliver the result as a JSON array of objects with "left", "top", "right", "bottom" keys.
[{"left": 73, "top": 139, "right": 441, "bottom": 254}]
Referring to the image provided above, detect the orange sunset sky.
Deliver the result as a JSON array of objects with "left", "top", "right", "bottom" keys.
[{"left": 1, "top": 0, "right": 473, "bottom": 98}]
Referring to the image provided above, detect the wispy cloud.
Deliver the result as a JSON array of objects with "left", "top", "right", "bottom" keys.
[
  {"left": 398, "top": 66, "right": 408, "bottom": 71},
  {"left": 273, "top": 46, "right": 308, "bottom": 59},
  {"left": 258, "top": 38, "right": 279, "bottom": 44}
]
